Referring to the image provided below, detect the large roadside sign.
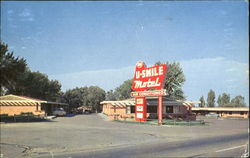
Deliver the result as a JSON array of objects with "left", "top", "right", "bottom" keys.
[{"left": 131, "top": 61, "right": 167, "bottom": 123}]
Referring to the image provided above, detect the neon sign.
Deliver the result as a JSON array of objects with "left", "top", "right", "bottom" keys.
[{"left": 132, "top": 61, "right": 167, "bottom": 91}]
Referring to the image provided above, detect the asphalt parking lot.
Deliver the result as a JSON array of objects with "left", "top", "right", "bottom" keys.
[{"left": 0, "top": 114, "right": 249, "bottom": 158}]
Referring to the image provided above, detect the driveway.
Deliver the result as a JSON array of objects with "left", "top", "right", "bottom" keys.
[{"left": 0, "top": 114, "right": 248, "bottom": 157}]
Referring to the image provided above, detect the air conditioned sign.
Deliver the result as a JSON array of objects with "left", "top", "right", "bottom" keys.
[
  {"left": 131, "top": 89, "right": 167, "bottom": 97},
  {"left": 131, "top": 62, "right": 167, "bottom": 91}
]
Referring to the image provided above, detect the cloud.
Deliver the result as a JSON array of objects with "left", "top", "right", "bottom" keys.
[
  {"left": 226, "top": 79, "right": 236, "bottom": 83},
  {"left": 7, "top": 10, "right": 14, "bottom": 14},
  {"left": 19, "top": 9, "right": 31, "bottom": 17},
  {"left": 7, "top": 17, "right": 13, "bottom": 21},
  {"left": 49, "top": 57, "right": 249, "bottom": 105},
  {"left": 180, "top": 57, "right": 249, "bottom": 104},
  {"left": 21, "top": 36, "right": 32, "bottom": 41},
  {"left": 9, "top": 46, "right": 15, "bottom": 50},
  {"left": 225, "top": 68, "right": 236, "bottom": 72},
  {"left": 220, "top": 10, "right": 227, "bottom": 15},
  {"left": 22, "top": 17, "right": 34, "bottom": 22},
  {"left": 50, "top": 66, "right": 135, "bottom": 91},
  {"left": 7, "top": 10, "right": 14, "bottom": 21},
  {"left": 19, "top": 9, "right": 34, "bottom": 21}
]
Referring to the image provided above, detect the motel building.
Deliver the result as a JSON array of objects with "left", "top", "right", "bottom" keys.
[
  {"left": 100, "top": 97, "right": 199, "bottom": 121},
  {"left": 192, "top": 107, "right": 249, "bottom": 119},
  {"left": 0, "top": 94, "right": 68, "bottom": 116},
  {"left": 101, "top": 98, "right": 249, "bottom": 121}
]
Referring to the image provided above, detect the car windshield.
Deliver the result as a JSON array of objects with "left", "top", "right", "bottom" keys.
[{"left": 55, "top": 108, "right": 64, "bottom": 111}]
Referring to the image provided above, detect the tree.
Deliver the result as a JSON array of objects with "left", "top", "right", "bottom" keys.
[
  {"left": 0, "top": 42, "right": 27, "bottom": 95},
  {"left": 220, "top": 93, "right": 230, "bottom": 107},
  {"left": 114, "top": 79, "right": 133, "bottom": 100},
  {"left": 217, "top": 95, "right": 222, "bottom": 106},
  {"left": 199, "top": 96, "right": 205, "bottom": 107},
  {"left": 231, "top": 96, "right": 246, "bottom": 107},
  {"left": 8, "top": 70, "right": 61, "bottom": 101},
  {"left": 155, "top": 61, "right": 186, "bottom": 100},
  {"left": 60, "top": 87, "right": 88, "bottom": 107},
  {"left": 86, "top": 86, "right": 106, "bottom": 112},
  {"left": 106, "top": 90, "right": 117, "bottom": 101},
  {"left": 207, "top": 89, "right": 215, "bottom": 107},
  {"left": 60, "top": 86, "right": 106, "bottom": 112}
]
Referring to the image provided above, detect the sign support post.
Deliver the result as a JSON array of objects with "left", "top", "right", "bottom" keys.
[{"left": 158, "top": 96, "right": 163, "bottom": 125}]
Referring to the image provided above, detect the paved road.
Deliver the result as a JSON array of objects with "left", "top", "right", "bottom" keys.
[
  {"left": 36, "top": 133, "right": 248, "bottom": 158},
  {"left": 1, "top": 114, "right": 248, "bottom": 158}
]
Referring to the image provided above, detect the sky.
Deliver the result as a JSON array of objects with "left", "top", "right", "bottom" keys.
[{"left": 1, "top": 1, "right": 249, "bottom": 105}]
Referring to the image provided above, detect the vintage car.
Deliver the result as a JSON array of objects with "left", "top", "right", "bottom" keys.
[
  {"left": 205, "top": 112, "right": 219, "bottom": 117},
  {"left": 53, "top": 108, "right": 66, "bottom": 116}
]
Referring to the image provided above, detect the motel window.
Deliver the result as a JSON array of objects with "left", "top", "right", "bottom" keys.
[
  {"left": 36, "top": 104, "right": 39, "bottom": 111},
  {"left": 166, "top": 106, "right": 173, "bottom": 113},
  {"left": 126, "top": 106, "right": 131, "bottom": 114},
  {"left": 147, "top": 106, "right": 157, "bottom": 113},
  {"left": 229, "top": 112, "right": 232, "bottom": 115},
  {"left": 41, "top": 104, "right": 45, "bottom": 110},
  {"left": 240, "top": 112, "right": 244, "bottom": 115},
  {"left": 131, "top": 106, "right": 135, "bottom": 113}
]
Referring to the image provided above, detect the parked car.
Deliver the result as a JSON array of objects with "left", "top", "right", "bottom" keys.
[
  {"left": 75, "top": 109, "right": 83, "bottom": 114},
  {"left": 83, "top": 110, "right": 91, "bottom": 114},
  {"left": 76, "top": 106, "right": 92, "bottom": 114},
  {"left": 53, "top": 108, "right": 66, "bottom": 116},
  {"left": 205, "top": 112, "right": 219, "bottom": 117}
]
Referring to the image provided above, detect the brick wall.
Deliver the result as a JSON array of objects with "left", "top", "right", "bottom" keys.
[
  {"left": 0, "top": 105, "right": 45, "bottom": 116},
  {"left": 102, "top": 103, "right": 195, "bottom": 121},
  {"left": 221, "top": 112, "right": 248, "bottom": 118},
  {"left": 102, "top": 103, "right": 135, "bottom": 121}
]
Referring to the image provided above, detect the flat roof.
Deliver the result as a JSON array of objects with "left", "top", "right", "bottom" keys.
[
  {"left": 100, "top": 100, "right": 199, "bottom": 107},
  {"left": 0, "top": 94, "right": 68, "bottom": 106},
  {"left": 192, "top": 107, "right": 249, "bottom": 112}
]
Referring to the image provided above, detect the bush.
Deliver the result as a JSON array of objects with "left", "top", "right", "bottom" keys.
[
  {"left": 0, "top": 114, "right": 9, "bottom": 117},
  {"left": 0, "top": 113, "right": 44, "bottom": 122},
  {"left": 20, "top": 112, "right": 34, "bottom": 116},
  {"left": 0, "top": 114, "right": 14, "bottom": 122}
]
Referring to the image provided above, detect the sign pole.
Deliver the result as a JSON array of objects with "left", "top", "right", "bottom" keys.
[{"left": 158, "top": 96, "right": 163, "bottom": 125}]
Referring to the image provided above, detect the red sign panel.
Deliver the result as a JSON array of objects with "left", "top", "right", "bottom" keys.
[
  {"left": 131, "top": 62, "right": 167, "bottom": 91},
  {"left": 135, "top": 97, "right": 147, "bottom": 121},
  {"left": 130, "top": 89, "right": 167, "bottom": 97}
]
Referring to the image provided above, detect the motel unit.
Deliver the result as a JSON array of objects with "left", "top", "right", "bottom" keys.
[
  {"left": 192, "top": 107, "right": 249, "bottom": 118},
  {"left": 0, "top": 94, "right": 68, "bottom": 116},
  {"left": 101, "top": 97, "right": 199, "bottom": 121}
]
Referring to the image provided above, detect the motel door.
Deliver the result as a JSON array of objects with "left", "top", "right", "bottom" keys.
[{"left": 166, "top": 106, "right": 173, "bottom": 113}]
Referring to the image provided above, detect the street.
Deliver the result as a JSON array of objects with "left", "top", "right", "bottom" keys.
[
  {"left": 0, "top": 114, "right": 249, "bottom": 158},
  {"left": 35, "top": 133, "right": 248, "bottom": 158}
]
